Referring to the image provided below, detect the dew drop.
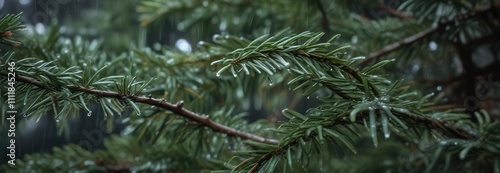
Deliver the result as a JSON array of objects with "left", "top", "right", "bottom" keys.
[
  {"left": 306, "top": 96, "right": 310, "bottom": 100},
  {"left": 380, "top": 96, "right": 389, "bottom": 102},
  {"left": 55, "top": 118, "right": 60, "bottom": 123},
  {"left": 233, "top": 73, "right": 238, "bottom": 77},
  {"left": 268, "top": 77, "right": 273, "bottom": 86},
  {"left": 384, "top": 133, "right": 390, "bottom": 139},
  {"left": 87, "top": 111, "right": 92, "bottom": 117},
  {"left": 198, "top": 41, "right": 206, "bottom": 46},
  {"left": 212, "top": 34, "right": 221, "bottom": 41},
  {"left": 216, "top": 73, "right": 221, "bottom": 77}
]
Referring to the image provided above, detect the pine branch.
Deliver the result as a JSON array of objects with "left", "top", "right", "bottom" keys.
[
  {"left": 291, "top": 49, "right": 381, "bottom": 97},
  {"left": 0, "top": 72, "right": 279, "bottom": 145},
  {"left": 360, "top": 2, "right": 500, "bottom": 65},
  {"left": 247, "top": 109, "right": 478, "bottom": 172}
]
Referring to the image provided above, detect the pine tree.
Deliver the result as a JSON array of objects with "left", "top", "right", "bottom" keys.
[{"left": 1, "top": 0, "right": 500, "bottom": 172}]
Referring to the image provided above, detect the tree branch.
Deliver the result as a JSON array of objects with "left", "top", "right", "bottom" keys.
[
  {"left": 378, "top": 3, "right": 412, "bottom": 19},
  {"left": 360, "top": 3, "right": 500, "bottom": 65},
  {"left": 248, "top": 108, "right": 478, "bottom": 172},
  {"left": 293, "top": 50, "right": 381, "bottom": 97},
  {"left": 1, "top": 72, "right": 279, "bottom": 145}
]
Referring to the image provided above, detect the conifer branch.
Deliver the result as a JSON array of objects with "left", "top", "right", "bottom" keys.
[
  {"left": 361, "top": 26, "right": 439, "bottom": 65},
  {"left": 361, "top": 2, "right": 500, "bottom": 65},
  {"left": 0, "top": 72, "right": 279, "bottom": 145},
  {"left": 292, "top": 50, "right": 381, "bottom": 97},
  {"left": 247, "top": 109, "right": 478, "bottom": 172}
]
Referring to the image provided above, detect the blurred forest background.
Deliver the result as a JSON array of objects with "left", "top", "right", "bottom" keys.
[{"left": 1, "top": 0, "right": 500, "bottom": 172}]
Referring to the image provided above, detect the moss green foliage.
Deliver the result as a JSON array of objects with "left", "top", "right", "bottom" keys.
[{"left": 1, "top": 0, "right": 500, "bottom": 172}]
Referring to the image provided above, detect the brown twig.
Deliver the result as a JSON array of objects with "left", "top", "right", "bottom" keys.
[
  {"left": 325, "top": 84, "right": 351, "bottom": 99},
  {"left": 378, "top": 3, "right": 412, "bottom": 19},
  {"left": 360, "top": 3, "right": 500, "bottom": 65},
  {"left": 2, "top": 73, "right": 279, "bottom": 145},
  {"left": 423, "top": 104, "right": 458, "bottom": 111},
  {"left": 360, "top": 25, "right": 441, "bottom": 66}
]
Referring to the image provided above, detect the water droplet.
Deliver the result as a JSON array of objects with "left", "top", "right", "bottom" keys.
[
  {"left": 55, "top": 118, "right": 60, "bottom": 123},
  {"left": 198, "top": 41, "right": 206, "bottom": 46},
  {"left": 380, "top": 96, "right": 389, "bottom": 102},
  {"left": 212, "top": 34, "right": 221, "bottom": 41},
  {"left": 306, "top": 96, "right": 310, "bottom": 99},
  {"left": 233, "top": 73, "right": 238, "bottom": 77},
  {"left": 384, "top": 133, "right": 390, "bottom": 139},
  {"left": 268, "top": 77, "right": 273, "bottom": 86},
  {"left": 216, "top": 73, "right": 221, "bottom": 77},
  {"left": 87, "top": 111, "right": 92, "bottom": 117}
]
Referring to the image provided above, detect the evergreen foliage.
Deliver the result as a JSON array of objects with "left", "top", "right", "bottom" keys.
[{"left": 1, "top": 0, "right": 500, "bottom": 172}]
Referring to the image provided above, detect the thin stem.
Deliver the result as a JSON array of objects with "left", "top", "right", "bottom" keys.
[
  {"left": 2, "top": 72, "right": 279, "bottom": 145},
  {"left": 361, "top": 3, "right": 500, "bottom": 65},
  {"left": 378, "top": 3, "right": 412, "bottom": 19}
]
